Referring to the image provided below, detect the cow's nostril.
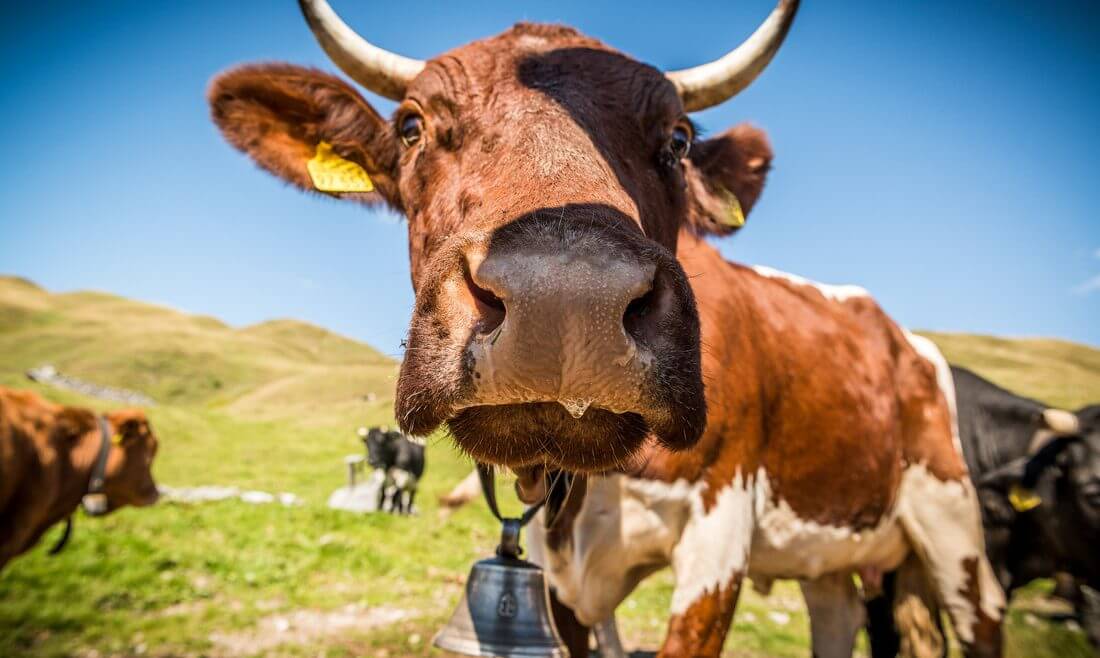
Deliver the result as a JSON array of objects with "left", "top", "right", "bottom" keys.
[
  {"left": 623, "top": 285, "right": 658, "bottom": 342},
  {"left": 464, "top": 266, "right": 506, "bottom": 335}
]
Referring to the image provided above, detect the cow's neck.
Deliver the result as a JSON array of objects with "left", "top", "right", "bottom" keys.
[{"left": 45, "top": 424, "right": 106, "bottom": 525}]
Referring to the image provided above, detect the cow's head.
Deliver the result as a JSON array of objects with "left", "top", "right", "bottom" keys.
[
  {"left": 1057, "top": 406, "right": 1100, "bottom": 583},
  {"left": 208, "top": 0, "right": 795, "bottom": 470},
  {"left": 363, "top": 426, "right": 403, "bottom": 469},
  {"left": 981, "top": 406, "right": 1100, "bottom": 585},
  {"left": 102, "top": 409, "right": 161, "bottom": 510}
]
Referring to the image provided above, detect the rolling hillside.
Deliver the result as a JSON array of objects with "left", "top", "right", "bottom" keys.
[
  {"left": 0, "top": 274, "right": 1097, "bottom": 658},
  {"left": 0, "top": 276, "right": 398, "bottom": 421}
]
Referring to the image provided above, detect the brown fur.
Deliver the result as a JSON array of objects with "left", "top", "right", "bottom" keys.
[
  {"left": 0, "top": 387, "right": 159, "bottom": 570},
  {"left": 626, "top": 234, "right": 966, "bottom": 526}
]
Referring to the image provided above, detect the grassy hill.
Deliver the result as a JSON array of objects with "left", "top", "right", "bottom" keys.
[{"left": 0, "top": 275, "right": 1096, "bottom": 657}]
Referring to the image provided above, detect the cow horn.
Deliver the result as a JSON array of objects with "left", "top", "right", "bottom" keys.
[
  {"left": 298, "top": 0, "right": 425, "bottom": 100},
  {"left": 666, "top": 0, "right": 800, "bottom": 112},
  {"left": 1042, "top": 408, "right": 1080, "bottom": 435}
]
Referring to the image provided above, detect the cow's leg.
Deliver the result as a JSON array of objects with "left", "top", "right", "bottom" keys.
[
  {"left": 800, "top": 572, "right": 865, "bottom": 658},
  {"left": 659, "top": 478, "right": 755, "bottom": 658},
  {"left": 865, "top": 571, "right": 901, "bottom": 658},
  {"left": 892, "top": 554, "right": 946, "bottom": 658},
  {"left": 549, "top": 587, "right": 591, "bottom": 658},
  {"left": 898, "top": 469, "right": 1005, "bottom": 658},
  {"left": 593, "top": 615, "right": 626, "bottom": 658}
]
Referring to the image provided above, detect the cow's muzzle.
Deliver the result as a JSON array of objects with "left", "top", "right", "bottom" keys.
[{"left": 396, "top": 208, "right": 706, "bottom": 470}]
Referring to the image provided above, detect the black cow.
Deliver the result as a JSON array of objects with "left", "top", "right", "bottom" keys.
[
  {"left": 868, "top": 367, "right": 1100, "bottom": 654},
  {"left": 362, "top": 427, "right": 425, "bottom": 515}
]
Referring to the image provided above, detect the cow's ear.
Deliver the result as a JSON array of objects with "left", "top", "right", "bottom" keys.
[
  {"left": 208, "top": 64, "right": 400, "bottom": 210},
  {"left": 685, "top": 123, "right": 773, "bottom": 237},
  {"left": 107, "top": 410, "right": 151, "bottom": 444}
]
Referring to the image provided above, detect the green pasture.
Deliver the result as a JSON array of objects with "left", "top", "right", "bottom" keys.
[{"left": 0, "top": 275, "right": 1096, "bottom": 657}]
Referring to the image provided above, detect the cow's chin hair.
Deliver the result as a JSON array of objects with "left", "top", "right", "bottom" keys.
[{"left": 446, "top": 403, "right": 650, "bottom": 472}]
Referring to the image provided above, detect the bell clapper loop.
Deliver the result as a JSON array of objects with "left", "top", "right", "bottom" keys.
[{"left": 498, "top": 517, "right": 523, "bottom": 559}]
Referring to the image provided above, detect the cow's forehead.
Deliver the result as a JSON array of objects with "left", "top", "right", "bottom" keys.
[{"left": 406, "top": 23, "right": 679, "bottom": 122}]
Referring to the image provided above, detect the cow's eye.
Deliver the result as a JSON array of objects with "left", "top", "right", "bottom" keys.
[
  {"left": 400, "top": 114, "right": 424, "bottom": 147},
  {"left": 668, "top": 125, "right": 692, "bottom": 160}
]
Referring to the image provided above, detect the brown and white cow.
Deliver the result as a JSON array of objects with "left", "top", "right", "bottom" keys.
[
  {"left": 525, "top": 269, "right": 1005, "bottom": 657},
  {"left": 0, "top": 387, "right": 161, "bottom": 570},
  {"left": 208, "top": 1, "right": 1003, "bottom": 655}
]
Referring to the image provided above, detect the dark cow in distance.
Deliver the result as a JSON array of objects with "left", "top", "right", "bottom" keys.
[
  {"left": 208, "top": 2, "right": 1004, "bottom": 655},
  {"left": 0, "top": 387, "right": 160, "bottom": 570},
  {"left": 868, "top": 367, "right": 1100, "bottom": 654},
  {"left": 363, "top": 426, "right": 425, "bottom": 514}
]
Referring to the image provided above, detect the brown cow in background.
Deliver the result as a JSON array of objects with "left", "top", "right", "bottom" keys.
[
  {"left": 208, "top": 1, "right": 1005, "bottom": 655},
  {"left": 0, "top": 387, "right": 160, "bottom": 570}
]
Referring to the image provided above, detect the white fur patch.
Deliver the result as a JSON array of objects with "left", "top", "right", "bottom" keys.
[
  {"left": 896, "top": 463, "right": 1004, "bottom": 643},
  {"left": 749, "top": 470, "right": 908, "bottom": 581},
  {"left": 531, "top": 474, "right": 696, "bottom": 625},
  {"left": 750, "top": 265, "right": 870, "bottom": 302},
  {"left": 668, "top": 471, "right": 755, "bottom": 614},
  {"left": 903, "top": 331, "right": 964, "bottom": 457}
]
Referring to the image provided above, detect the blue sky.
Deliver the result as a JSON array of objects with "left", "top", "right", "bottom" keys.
[{"left": 1, "top": 1, "right": 1097, "bottom": 355}]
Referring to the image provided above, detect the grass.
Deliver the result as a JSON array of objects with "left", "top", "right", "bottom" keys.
[{"left": 0, "top": 274, "right": 1097, "bottom": 657}]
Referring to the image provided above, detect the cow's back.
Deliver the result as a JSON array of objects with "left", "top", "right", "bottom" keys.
[{"left": 951, "top": 365, "right": 1047, "bottom": 477}]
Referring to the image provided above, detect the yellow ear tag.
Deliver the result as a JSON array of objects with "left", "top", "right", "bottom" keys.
[
  {"left": 718, "top": 187, "right": 745, "bottom": 228},
  {"left": 1009, "top": 484, "right": 1041, "bottom": 512},
  {"left": 306, "top": 141, "right": 374, "bottom": 193},
  {"left": 111, "top": 433, "right": 124, "bottom": 445}
]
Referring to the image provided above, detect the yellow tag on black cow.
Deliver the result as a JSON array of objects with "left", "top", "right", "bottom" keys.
[
  {"left": 719, "top": 187, "right": 745, "bottom": 228},
  {"left": 1009, "top": 484, "right": 1041, "bottom": 512},
  {"left": 307, "top": 141, "right": 374, "bottom": 193}
]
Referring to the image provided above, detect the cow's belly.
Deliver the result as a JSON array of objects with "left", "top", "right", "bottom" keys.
[{"left": 748, "top": 485, "right": 909, "bottom": 580}]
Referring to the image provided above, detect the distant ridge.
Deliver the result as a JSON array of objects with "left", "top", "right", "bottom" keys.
[{"left": 0, "top": 275, "right": 396, "bottom": 416}]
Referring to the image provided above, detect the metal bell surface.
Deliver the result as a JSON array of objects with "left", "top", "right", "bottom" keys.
[
  {"left": 81, "top": 493, "right": 109, "bottom": 516},
  {"left": 433, "top": 555, "right": 567, "bottom": 657}
]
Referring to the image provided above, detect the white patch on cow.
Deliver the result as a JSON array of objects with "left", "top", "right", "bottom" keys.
[
  {"left": 896, "top": 463, "right": 1005, "bottom": 644},
  {"left": 749, "top": 265, "right": 870, "bottom": 302},
  {"left": 668, "top": 471, "right": 756, "bottom": 614},
  {"left": 516, "top": 34, "right": 549, "bottom": 49},
  {"left": 903, "top": 330, "right": 962, "bottom": 456},
  {"left": 531, "top": 474, "right": 696, "bottom": 625},
  {"left": 749, "top": 469, "right": 909, "bottom": 581}
]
